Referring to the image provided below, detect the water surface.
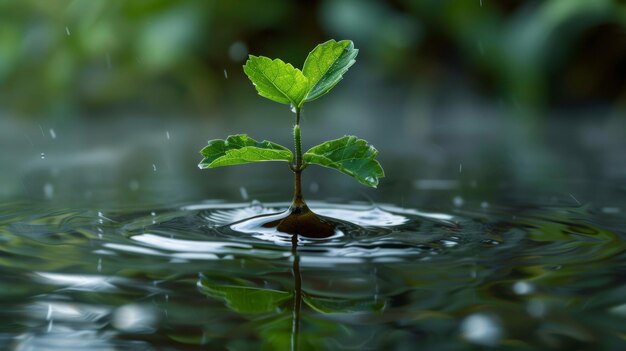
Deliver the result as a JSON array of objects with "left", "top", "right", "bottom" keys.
[{"left": 1, "top": 193, "right": 625, "bottom": 350}]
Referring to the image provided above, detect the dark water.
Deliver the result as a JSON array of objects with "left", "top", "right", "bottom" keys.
[{"left": 1, "top": 194, "right": 625, "bottom": 350}]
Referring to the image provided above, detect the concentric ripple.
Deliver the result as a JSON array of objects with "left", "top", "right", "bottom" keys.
[{"left": 0, "top": 199, "right": 625, "bottom": 350}]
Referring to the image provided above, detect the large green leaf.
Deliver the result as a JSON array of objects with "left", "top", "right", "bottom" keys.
[
  {"left": 304, "top": 136, "right": 384, "bottom": 187},
  {"left": 303, "top": 39, "right": 358, "bottom": 102},
  {"left": 198, "top": 134, "right": 292, "bottom": 169},
  {"left": 199, "top": 280, "right": 292, "bottom": 314},
  {"left": 243, "top": 55, "right": 309, "bottom": 107}
]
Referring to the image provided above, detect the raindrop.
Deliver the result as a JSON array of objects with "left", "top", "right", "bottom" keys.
[
  {"left": 250, "top": 200, "right": 263, "bottom": 212},
  {"left": 65, "top": 26, "right": 70, "bottom": 36},
  {"left": 223, "top": 69, "right": 228, "bottom": 79},
  {"left": 152, "top": 164, "right": 157, "bottom": 172},
  {"left": 97, "top": 258, "right": 102, "bottom": 272},
  {"left": 459, "top": 163, "right": 463, "bottom": 173},
  {"left": 151, "top": 212, "right": 156, "bottom": 217},
  {"left": 453, "top": 196, "right": 464, "bottom": 207},
  {"left": 601, "top": 207, "right": 620, "bottom": 214},
  {"left": 165, "top": 131, "right": 170, "bottom": 140},
  {"left": 290, "top": 104, "right": 297, "bottom": 113},
  {"left": 49, "top": 129, "right": 56, "bottom": 139},
  {"left": 43, "top": 183, "right": 54, "bottom": 199},
  {"left": 228, "top": 41, "right": 248, "bottom": 61},
  {"left": 46, "top": 304, "right": 53, "bottom": 320},
  {"left": 40, "top": 152, "right": 45, "bottom": 159},
  {"left": 47, "top": 320, "right": 53, "bottom": 333},
  {"left": 239, "top": 186, "right": 249, "bottom": 200},
  {"left": 480, "top": 201, "right": 489, "bottom": 209},
  {"left": 569, "top": 193, "right": 581, "bottom": 205}
]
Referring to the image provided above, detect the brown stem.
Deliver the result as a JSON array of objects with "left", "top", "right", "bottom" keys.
[{"left": 292, "top": 170, "right": 306, "bottom": 210}]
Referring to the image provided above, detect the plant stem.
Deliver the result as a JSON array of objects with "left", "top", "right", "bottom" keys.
[{"left": 291, "top": 108, "right": 306, "bottom": 210}]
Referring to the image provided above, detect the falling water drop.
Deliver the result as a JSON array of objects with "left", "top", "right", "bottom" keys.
[
  {"left": 97, "top": 258, "right": 102, "bottom": 272},
  {"left": 223, "top": 69, "right": 228, "bottom": 79},
  {"left": 459, "top": 163, "right": 463, "bottom": 173},
  {"left": 569, "top": 193, "right": 581, "bottom": 205},
  {"left": 65, "top": 26, "right": 70, "bottom": 36},
  {"left": 49, "top": 129, "right": 56, "bottom": 139},
  {"left": 40, "top": 153, "right": 45, "bottom": 159},
  {"left": 453, "top": 196, "right": 464, "bottom": 207},
  {"left": 43, "top": 183, "right": 54, "bottom": 199},
  {"left": 250, "top": 200, "right": 263, "bottom": 212},
  {"left": 228, "top": 41, "right": 248, "bottom": 61},
  {"left": 166, "top": 131, "right": 170, "bottom": 140},
  {"left": 602, "top": 207, "right": 620, "bottom": 214},
  {"left": 152, "top": 164, "right": 157, "bottom": 172},
  {"left": 239, "top": 186, "right": 249, "bottom": 200}
]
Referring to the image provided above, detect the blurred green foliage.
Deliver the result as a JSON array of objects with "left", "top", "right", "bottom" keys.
[{"left": 0, "top": 0, "right": 625, "bottom": 118}]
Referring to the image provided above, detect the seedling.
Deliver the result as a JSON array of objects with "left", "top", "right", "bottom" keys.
[{"left": 199, "top": 40, "right": 384, "bottom": 237}]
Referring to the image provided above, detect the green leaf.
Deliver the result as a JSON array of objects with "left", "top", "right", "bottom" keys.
[
  {"left": 199, "top": 281, "right": 292, "bottom": 314},
  {"left": 303, "top": 136, "right": 384, "bottom": 187},
  {"left": 303, "top": 39, "right": 358, "bottom": 102},
  {"left": 198, "top": 134, "right": 292, "bottom": 169},
  {"left": 243, "top": 55, "right": 309, "bottom": 107},
  {"left": 303, "top": 295, "right": 386, "bottom": 314}
]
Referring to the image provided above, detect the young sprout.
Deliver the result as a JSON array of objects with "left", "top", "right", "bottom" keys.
[{"left": 199, "top": 40, "right": 384, "bottom": 236}]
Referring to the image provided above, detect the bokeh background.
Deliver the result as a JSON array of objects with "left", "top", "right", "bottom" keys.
[{"left": 1, "top": 0, "right": 625, "bottom": 208}]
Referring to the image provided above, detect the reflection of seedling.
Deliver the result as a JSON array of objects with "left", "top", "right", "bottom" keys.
[{"left": 199, "top": 40, "right": 384, "bottom": 235}]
